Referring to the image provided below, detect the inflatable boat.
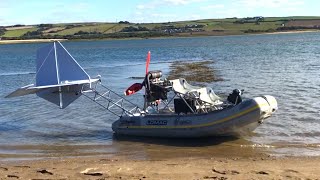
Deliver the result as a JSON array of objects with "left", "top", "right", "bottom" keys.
[
  {"left": 113, "top": 75, "right": 277, "bottom": 137},
  {"left": 6, "top": 41, "right": 278, "bottom": 138}
]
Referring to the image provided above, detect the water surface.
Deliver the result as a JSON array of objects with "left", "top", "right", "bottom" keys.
[{"left": 1, "top": 33, "right": 320, "bottom": 159}]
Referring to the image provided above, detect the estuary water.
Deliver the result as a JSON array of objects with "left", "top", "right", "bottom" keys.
[{"left": 0, "top": 32, "right": 320, "bottom": 159}]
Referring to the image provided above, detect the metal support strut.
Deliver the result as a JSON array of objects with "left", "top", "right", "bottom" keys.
[{"left": 82, "top": 82, "right": 143, "bottom": 117}]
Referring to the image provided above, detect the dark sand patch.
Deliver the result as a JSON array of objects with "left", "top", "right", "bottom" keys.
[{"left": 37, "top": 169, "right": 53, "bottom": 175}]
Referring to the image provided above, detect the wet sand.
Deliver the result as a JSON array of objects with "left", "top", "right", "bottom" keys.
[
  {"left": 1, "top": 155, "right": 320, "bottom": 179},
  {"left": 1, "top": 129, "right": 319, "bottom": 179},
  {"left": 0, "top": 136, "right": 319, "bottom": 179}
]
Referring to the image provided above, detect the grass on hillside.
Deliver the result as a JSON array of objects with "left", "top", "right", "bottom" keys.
[
  {"left": 51, "top": 23, "right": 127, "bottom": 35},
  {"left": 2, "top": 16, "right": 320, "bottom": 39},
  {"left": 264, "top": 16, "right": 320, "bottom": 21},
  {"left": 2, "top": 27, "right": 38, "bottom": 37},
  {"left": 218, "top": 22, "right": 279, "bottom": 31}
]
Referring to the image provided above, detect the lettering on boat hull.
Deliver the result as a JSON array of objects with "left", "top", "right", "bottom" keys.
[{"left": 147, "top": 120, "right": 168, "bottom": 125}]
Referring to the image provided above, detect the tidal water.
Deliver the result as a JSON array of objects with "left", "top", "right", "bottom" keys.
[{"left": 0, "top": 32, "right": 320, "bottom": 159}]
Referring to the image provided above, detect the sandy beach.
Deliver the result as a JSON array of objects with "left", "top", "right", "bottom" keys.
[
  {"left": 1, "top": 155, "right": 320, "bottom": 179},
  {"left": 0, "top": 39, "right": 67, "bottom": 44},
  {"left": 262, "top": 30, "right": 320, "bottom": 35}
]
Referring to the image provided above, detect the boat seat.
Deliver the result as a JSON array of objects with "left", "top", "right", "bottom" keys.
[
  {"left": 169, "top": 78, "right": 221, "bottom": 105},
  {"left": 188, "top": 87, "right": 222, "bottom": 105},
  {"left": 170, "top": 78, "right": 201, "bottom": 94}
]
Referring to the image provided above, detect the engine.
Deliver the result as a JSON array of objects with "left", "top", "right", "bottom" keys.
[{"left": 144, "top": 70, "right": 170, "bottom": 103}]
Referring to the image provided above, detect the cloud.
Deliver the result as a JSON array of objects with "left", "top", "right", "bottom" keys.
[
  {"left": 283, "top": 7, "right": 299, "bottom": 12},
  {"left": 136, "top": 4, "right": 146, "bottom": 10},
  {"left": 73, "top": 2, "right": 90, "bottom": 11},
  {"left": 163, "top": 0, "right": 204, "bottom": 5},
  {"left": 0, "top": 18, "right": 7, "bottom": 26},
  {"left": 134, "top": 0, "right": 207, "bottom": 22},
  {"left": 135, "top": 11, "right": 143, "bottom": 15},
  {"left": 190, "top": 14, "right": 201, "bottom": 19},
  {"left": 229, "top": 0, "right": 306, "bottom": 17},
  {"left": 37, "top": 2, "right": 93, "bottom": 24},
  {"left": 151, "top": 13, "right": 177, "bottom": 18},
  {"left": 0, "top": 1, "right": 10, "bottom": 8},
  {"left": 0, "top": 1, "right": 95, "bottom": 26},
  {"left": 136, "top": 0, "right": 204, "bottom": 9},
  {"left": 234, "top": 0, "right": 304, "bottom": 9},
  {"left": 214, "top": 9, "right": 241, "bottom": 18},
  {"left": 200, "top": 4, "right": 225, "bottom": 10},
  {"left": 0, "top": 1, "right": 10, "bottom": 15},
  {"left": 130, "top": 13, "right": 178, "bottom": 23}
]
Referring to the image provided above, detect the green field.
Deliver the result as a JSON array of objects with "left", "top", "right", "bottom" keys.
[
  {"left": 1, "top": 16, "right": 320, "bottom": 40},
  {"left": 2, "top": 27, "right": 38, "bottom": 37},
  {"left": 51, "top": 23, "right": 125, "bottom": 35}
]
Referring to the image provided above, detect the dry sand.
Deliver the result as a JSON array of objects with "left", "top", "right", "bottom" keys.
[
  {"left": 262, "top": 30, "right": 320, "bottom": 35},
  {"left": 0, "top": 39, "right": 67, "bottom": 44},
  {"left": 1, "top": 155, "right": 320, "bottom": 179}
]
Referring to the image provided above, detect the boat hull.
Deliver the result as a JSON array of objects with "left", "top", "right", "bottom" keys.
[{"left": 112, "top": 95, "right": 277, "bottom": 137}]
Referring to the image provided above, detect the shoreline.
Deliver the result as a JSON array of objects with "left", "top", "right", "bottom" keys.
[
  {"left": 260, "top": 30, "right": 320, "bottom": 35},
  {"left": 0, "top": 30, "right": 319, "bottom": 45},
  {"left": 0, "top": 39, "right": 68, "bottom": 44},
  {"left": 1, "top": 138, "right": 319, "bottom": 179},
  {"left": 1, "top": 155, "right": 320, "bottom": 179}
]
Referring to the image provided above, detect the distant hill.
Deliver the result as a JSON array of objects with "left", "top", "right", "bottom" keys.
[{"left": 1, "top": 16, "right": 320, "bottom": 40}]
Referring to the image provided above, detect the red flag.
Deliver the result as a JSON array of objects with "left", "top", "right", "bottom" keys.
[
  {"left": 124, "top": 83, "right": 143, "bottom": 96},
  {"left": 146, "top": 51, "right": 151, "bottom": 74}
]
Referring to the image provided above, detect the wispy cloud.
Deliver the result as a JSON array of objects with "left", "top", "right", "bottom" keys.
[
  {"left": 136, "top": 0, "right": 204, "bottom": 10},
  {"left": 134, "top": 0, "right": 207, "bottom": 22},
  {"left": 228, "top": 0, "right": 306, "bottom": 18},
  {"left": 201, "top": 4, "right": 225, "bottom": 10},
  {"left": 40, "top": 2, "right": 92, "bottom": 24},
  {"left": 163, "top": 0, "right": 204, "bottom": 5},
  {"left": 0, "top": 0, "right": 317, "bottom": 26},
  {"left": 234, "top": 0, "right": 304, "bottom": 9},
  {"left": 151, "top": 13, "right": 177, "bottom": 18},
  {"left": 0, "top": 1, "right": 94, "bottom": 25},
  {"left": 131, "top": 13, "right": 178, "bottom": 23},
  {"left": 0, "top": 18, "right": 7, "bottom": 26},
  {"left": 190, "top": 14, "right": 201, "bottom": 20},
  {"left": 214, "top": 9, "right": 241, "bottom": 18}
]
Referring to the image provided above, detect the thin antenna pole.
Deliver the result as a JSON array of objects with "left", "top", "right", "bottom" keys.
[{"left": 54, "top": 42, "right": 63, "bottom": 108}]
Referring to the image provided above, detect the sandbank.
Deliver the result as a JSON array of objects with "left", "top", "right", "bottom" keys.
[{"left": 0, "top": 39, "right": 67, "bottom": 44}]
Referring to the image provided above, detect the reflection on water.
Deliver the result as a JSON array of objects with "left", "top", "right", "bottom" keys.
[
  {"left": 113, "top": 134, "right": 239, "bottom": 147},
  {"left": 0, "top": 134, "right": 262, "bottom": 161},
  {"left": 1, "top": 32, "right": 320, "bottom": 159},
  {"left": 112, "top": 135, "right": 263, "bottom": 160}
]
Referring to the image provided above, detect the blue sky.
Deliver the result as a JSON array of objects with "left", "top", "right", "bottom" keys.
[{"left": 0, "top": 0, "right": 319, "bottom": 26}]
